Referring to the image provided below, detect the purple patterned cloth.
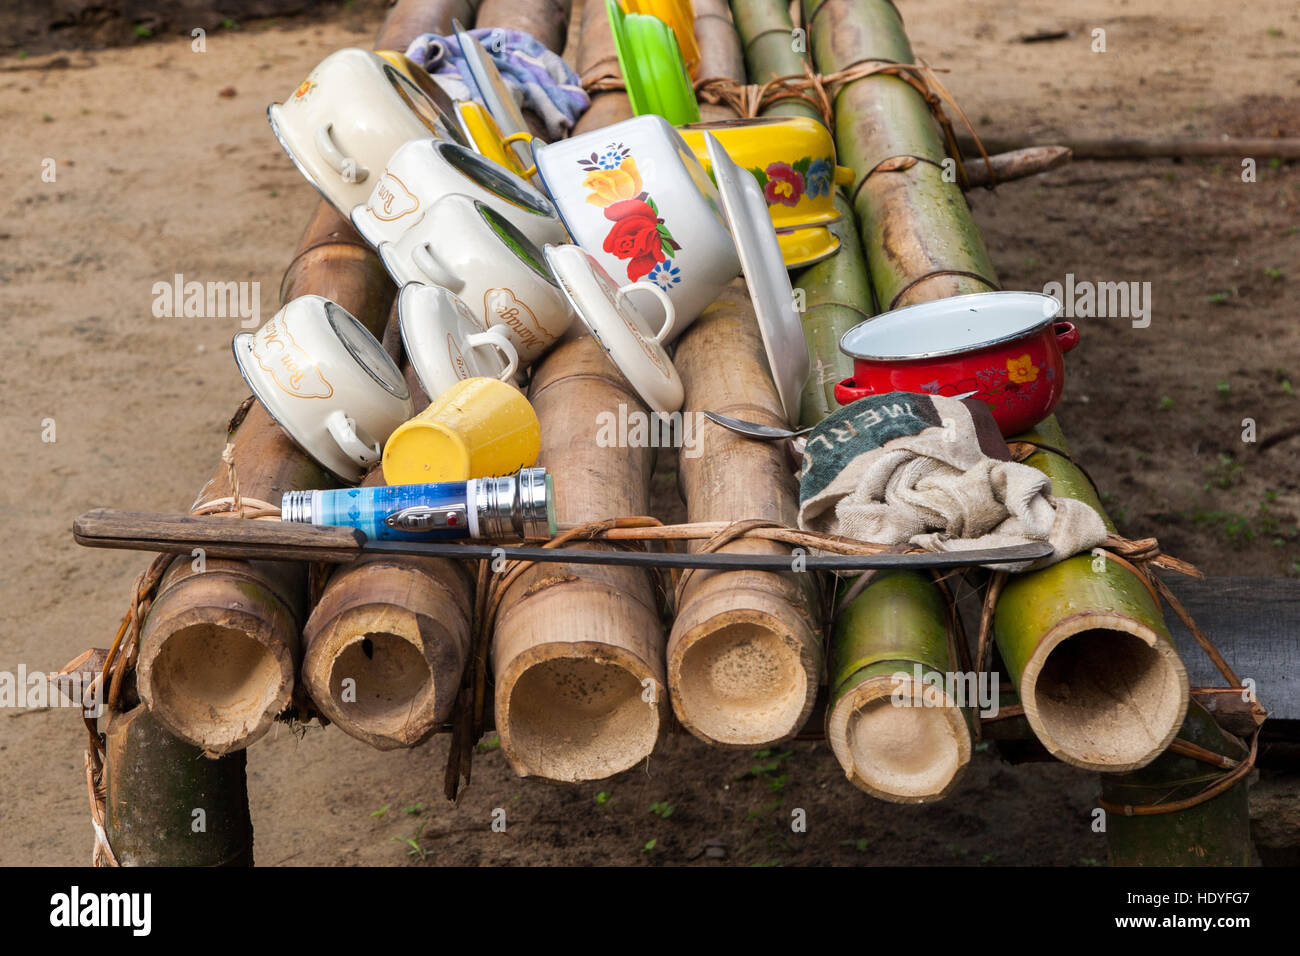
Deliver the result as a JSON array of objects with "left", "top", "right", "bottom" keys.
[{"left": 405, "top": 27, "right": 589, "bottom": 139}]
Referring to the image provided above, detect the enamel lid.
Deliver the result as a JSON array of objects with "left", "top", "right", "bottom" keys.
[
  {"left": 840, "top": 292, "right": 1064, "bottom": 361},
  {"left": 704, "top": 133, "right": 809, "bottom": 425},
  {"left": 543, "top": 244, "right": 684, "bottom": 416},
  {"left": 398, "top": 283, "right": 511, "bottom": 394}
]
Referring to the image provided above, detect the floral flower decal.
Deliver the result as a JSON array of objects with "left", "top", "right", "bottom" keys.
[
  {"left": 647, "top": 259, "right": 681, "bottom": 290},
  {"left": 805, "top": 158, "right": 833, "bottom": 198},
  {"left": 763, "top": 162, "right": 804, "bottom": 206},
  {"left": 581, "top": 145, "right": 683, "bottom": 283},
  {"left": 582, "top": 157, "right": 643, "bottom": 206},
  {"left": 1006, "top": 354, "right": 1040, "bottom": 384},
  {"left": 293, "top": 79, "right": 316, "bottom": 99}
]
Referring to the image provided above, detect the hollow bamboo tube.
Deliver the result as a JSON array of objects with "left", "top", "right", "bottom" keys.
[
  {"left": 104, "top": 704, "right": 254, "bottom": 866},
  {"left": 668, "top": 283, "right": 822, "bottom": 746},
  {"left": 476, "top": 0, "right": 571, "bottom": 55},
  {"left": 132, "top": 1, "right": 459, "bottom": 757},
  {"left": 802, "top": 0, "right": 998, "bottom": 310},
  {"left": 300, "top": 458, "right": 473, "bottom": 751},
  {"left": 994, "top": 417, "right": 1189, "bottom": 772},
  {"left": 490, "top": 335, "right": 667, "bottom": 782},
  {"left": 1102, "top": 701, "right": 1253, "bottom": 866},
  {"left": 693, "top": 0, "right": 745, "bottom": 121},
  {"left": 827, "top": 571, "right": 971, "bottom": 802}
]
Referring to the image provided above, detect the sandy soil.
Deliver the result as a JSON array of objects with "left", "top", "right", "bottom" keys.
[{"left": 0, "top": 0, "right": 1296, "bottom": 866}]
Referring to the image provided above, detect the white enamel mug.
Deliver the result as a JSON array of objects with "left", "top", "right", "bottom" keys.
[
  {"left": 378, "top": 194, "right": 574, "bottom": 366},
  {"left": 398, "top": 282, "right": 520, "bottom": 398},
  {"left": 232, "top": 295, "right": 414, "bottom": 482},
  {"left": 532, "top": 113, "right": 740, "bottom": 341},
  {"left": 267, "top": 48, "right": 465, "bottom": 216},
  {"left": 351, "top": 138, "right": 568, "bottom": 250}
]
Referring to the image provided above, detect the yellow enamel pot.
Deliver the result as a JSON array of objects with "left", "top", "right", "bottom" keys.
[
  {"left": 623, "top": 0, "right": 699, "bottom": 79},
  {"left": 456, "top": 100, "right": 537, "bottom": 179},
  {"left": 382, "top": 376, "right": 540, "bottom": 484},
  {"left": 679, "top": 116, "right": 855, "bottom": 231},
  {"left": 776, "top": 224, "right": 841, "bottom": 269}
]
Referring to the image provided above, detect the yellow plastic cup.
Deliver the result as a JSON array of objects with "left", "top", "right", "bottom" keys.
[{"left": 382, "top": 377, "right": 541, "bottom": 485}]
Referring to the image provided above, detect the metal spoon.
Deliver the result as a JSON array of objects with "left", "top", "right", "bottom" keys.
[{"left": 704, "top": 391, "right": 980, "bottom": 441}]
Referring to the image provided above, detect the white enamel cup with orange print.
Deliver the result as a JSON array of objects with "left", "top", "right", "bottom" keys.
[
  {"left": 350, "top": 138, "right": 567, "bottom": 250},
  {"left": 232, "top": 295, "right": 414, "bottom": 483},
  {"left": 378, "top": 194, "right": 574, "bottom": 367},
  {"left": 531, "top": 114, "right": 740, "bottom": 341},
  {"left": 267, "top": 48, "right": 466, "bottom": 216}
]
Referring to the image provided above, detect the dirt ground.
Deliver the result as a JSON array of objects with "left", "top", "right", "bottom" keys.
[{"left": 1, "top": 0, "right": 1296, "bottom": 866}]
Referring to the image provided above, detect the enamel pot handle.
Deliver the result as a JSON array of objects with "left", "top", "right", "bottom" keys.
[
  {"left": 325, "top": 409, "right": 382, "bottom": 466},
  {"left": 314, "top": 124, "right": 369, "bottom": 184},
  {"left": 1054, "top": 321, "right": 1080, "bottom": 354},
  {"left": 616, "top": 282, "right": 677, "bottom": 343}
]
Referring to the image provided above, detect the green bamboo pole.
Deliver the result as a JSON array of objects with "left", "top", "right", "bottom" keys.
[
  {"left": 994, "top": 417, "right": 1189, "bottom": 772},
  {"left": 727, "top": 0, "right": 874, "bottom": 426},
  {"left": 803, "top": 0, "right": 997, "bottom": 311},
  {"left": 827, "top": 571, "right": 971, "bottom": 802},
  {"left": 105, "top": 705, "right": 253, "bottom": 866},
  {"left": 1102, "top": 701, "right": 1253, "bottom": 866},
  {"left": 793, "top": 194, "right": 874, "bottom": 424}
]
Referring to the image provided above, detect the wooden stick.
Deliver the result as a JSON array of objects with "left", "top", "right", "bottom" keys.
[
  {"left": 668, "top": 283, "right": 823, "bottom": 747},
  {"left": 962, "top": 146, "right": 1072, "bottom": 189},
  {"left": 476, "top": 0, "right": 571, "bottom": 56},
  {"left": 959, "top": 135, "right": 1300, "bottom": 161}
]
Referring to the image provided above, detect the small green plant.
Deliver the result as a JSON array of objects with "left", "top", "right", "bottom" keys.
[
  {"left": 1267, "top": 26, "right": 1283, "bottom": 37},
  {"left": 1215, "top": 380, "right": 1231, "bottom": 396},
  {"left": 41, "top": 113, "right": 54, "bottom": 123},
  {"left": 1282, "top": 380, "right": 1294, "bottom": 396},
  {"left": 649, "top": 801, "right": 675, "bottom": 819},
  {"left": 1079, "top": 857, "right": 1102, "bottom": 867},
  {"left": 221, "top": 17, "right": 238, "bottom": 29},
  {"left": 134, "top": 24, "right": 152, "bottom": 37},
  {"left": 840, "top": 838, "right": 871, "bottom": 852},
  {"left": 17, "top": 50, "right": 28, "bottom": 59},
  {"left": 1208, "top": 292, "right": 1230, "bottom": 305},
  {"left": 642, "top": 839, "right": 657, "bottom": 853},
  {"left": 751, "top": 859, "right": 782, "bottom": 867},
  {"left": 980, "top": 853, "right": 997, "bottom": 864},
  {"left": 595, "top": 791, "right": 611, "bottom": 805},
  {"left": 403, "top": 801, "right": 424, "bottom": 815},
  {"left": 1204, "top": 453, "right": 1243, "bottom": 490},
  {"left": 476, "top": 734, "right": 501, "bottom": 752},
  {"left": 392, "top": 821, "right": 429, "bottom": 861},
  {"left": 370, "top": 804, "right": 389, "bottom": 819},
  {"left": 1158, "top": 395, "right": 1175, "bottom": 410},
  {"left": 1265, "top": 267, "right": 1284, "bottom": 280}
]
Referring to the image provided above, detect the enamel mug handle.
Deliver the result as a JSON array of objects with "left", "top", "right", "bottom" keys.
[
  {"left": 1054, "top": 321, "right": 1080, "bottom": 353},
  {"left": 616, "top": 282, "right": 677, "bottom": 343},
  {"left": 314, "top": 124, "right": 369, "bottom": 184},
  {"left": 325, "top": 409, "right": 381, "bottom": 466},
  {"left": 833, "top": 377, "right": 876, "bottom": 406},
  {"left": 500, "top": 131, "right": 538, "bottom": 179},
  {"left": 466, "top": 328, "right": 519, "bottom": 381},
  {"left": 833, "top": 165, "right": 855, "bottom": 187},
  {"left": 412, "top": 242, "right": 462, "bottom": 292}
]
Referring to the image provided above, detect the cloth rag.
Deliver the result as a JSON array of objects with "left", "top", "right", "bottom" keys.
[
  {"left": 796, "top": 392, "right": 1107, "bottom": 572},
  {"left": 405, "top": 28, "right": 590, "bottom": 139}
]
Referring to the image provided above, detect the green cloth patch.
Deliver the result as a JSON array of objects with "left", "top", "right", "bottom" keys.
[{"left": 799, "top": 392, "right": 943, "bottom": 502}]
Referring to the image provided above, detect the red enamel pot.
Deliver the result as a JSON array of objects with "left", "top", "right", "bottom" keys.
[{"left": 834, "top": 292, "right": 1078, "bottom": 437}]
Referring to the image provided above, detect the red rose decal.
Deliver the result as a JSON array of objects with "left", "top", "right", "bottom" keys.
[
  {"left": 602, "top": 198, "right": 666, "bottom": 281},
  {"left": 764, "top": 162, "right": 804, "bottom": 207}
]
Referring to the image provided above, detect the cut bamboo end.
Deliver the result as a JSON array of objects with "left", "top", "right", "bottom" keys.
[
  {"left": 826, "top": 670, "right": 971, "bottom": 803},
  {"left": 496, "top": 641, "right": 665, "bottom": 783},
  {"left": 301, "top": 557, "right": 471, "bottom": 750},
  {"left": 668, "top": 590, "right": 819, "bottom": 747},
  {"left": 1019, "top": 612, "right": 1189, "bottom": 773},
  {"left": 137, "top": 564, "right": 300, "bottom": 757}
]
